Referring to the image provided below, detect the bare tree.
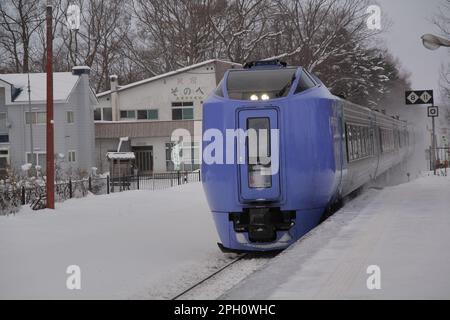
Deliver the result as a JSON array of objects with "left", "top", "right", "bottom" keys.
[
  {"left": 47, "top": 0, "right": 132, "bottom": 91},
  {"left": 433, "top": 0, "right": 450, "bottom": 104},
  {"left": 207, "top": 0, "right": 281, "bottom": 63},
  {"left": 132, "top": 0, "right": 219, "bottom": 73},
  {"left": 0, "top": 0, "right": 44, "bottom": 73}
]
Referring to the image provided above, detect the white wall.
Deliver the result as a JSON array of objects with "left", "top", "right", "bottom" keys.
[{"left": 97, "top": 62, "right": 219, "bottom": 121}]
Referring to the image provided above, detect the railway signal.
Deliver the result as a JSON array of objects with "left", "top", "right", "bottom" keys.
[
  {"left": 428, "top": 106, "right": 439, "bottom": 118},
  {"left": 405, "top": 90, "right": 434, "bottom": 105}
]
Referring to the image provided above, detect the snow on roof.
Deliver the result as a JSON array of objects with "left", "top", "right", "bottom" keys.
[
  {"left": 106, "top": 152, "right": 136, "bottom": 160},
  {"left": 96, "top": 59, "right": 241, "bottom": 98},
  {"left": 0, "top": 72, "right": 79, "bottom": 103}
]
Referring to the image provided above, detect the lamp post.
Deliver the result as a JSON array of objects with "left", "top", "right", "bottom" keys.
[
  {"left": 420, "top": 34, "right": 449, "bottom": 172},
  {"left": 67, "top": 4, "right": 81, "bottom": 65},
  {"left": 421, "top": 34, "right": 450, "bottom": 50}
]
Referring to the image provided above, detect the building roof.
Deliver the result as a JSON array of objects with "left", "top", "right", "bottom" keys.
[
  {"left": 96, "top": 59, "right": 241, "bottom": 98},
  {"left": 0, "top": 72, "right": 80, "bottom": 103}
]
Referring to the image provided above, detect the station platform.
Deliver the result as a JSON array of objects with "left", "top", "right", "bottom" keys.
[{"left": 223, "top": 173, "right": 450, "bottom": 299}]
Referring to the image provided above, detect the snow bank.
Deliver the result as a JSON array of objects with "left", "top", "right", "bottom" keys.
[{"left": 0, "top": 183, "right": 223, "bottom": 299}]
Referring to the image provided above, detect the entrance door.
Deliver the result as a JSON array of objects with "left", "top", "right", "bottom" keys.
[
  {"left": 133, "top": 146, "right": 153, "bottom": 173},
  {"left": 238, "top": 108, "right": 281, "bottom": 202}
]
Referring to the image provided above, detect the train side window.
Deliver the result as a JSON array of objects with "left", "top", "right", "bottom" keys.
[
  {"left": 352, "top": 126, "right": 358, "bottom": 159},
  {"left": 346, "top": 124, "right": 353, "bottom": 161},
  {"left": 346, "top": 123, "right": 374, "bottom": 162},
  {"left": 295, "top": 70, "right": 316, "bottom": 94},
  {"left": 369, "top": 128, "right": 374, "bottom": 155}
]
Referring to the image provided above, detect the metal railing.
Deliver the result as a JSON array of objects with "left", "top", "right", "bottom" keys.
[
  {"left": 0, "top": 171, "right": 201, "bottom": 215},
  {"left": 428, "top": 147, "right": 450, "bottom": 175}
]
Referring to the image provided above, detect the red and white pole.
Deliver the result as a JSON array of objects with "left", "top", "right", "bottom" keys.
[{"left": 46, "top": 0, "right": 55, "bottom": 209}]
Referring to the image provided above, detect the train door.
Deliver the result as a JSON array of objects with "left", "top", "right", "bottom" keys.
[{"left": 238, "top": 109, "right": 281, "bottom": 202}]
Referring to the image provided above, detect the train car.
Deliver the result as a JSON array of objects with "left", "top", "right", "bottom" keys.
[{"left": 202, "top": 60, "right": 413, "bottom": 252}]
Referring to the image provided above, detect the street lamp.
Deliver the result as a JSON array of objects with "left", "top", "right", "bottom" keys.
[
  {"left": 421, "top": 34, "right": 450, "bottom": 50},
  {"left": 67, "top": 4, "right": 80, "bottom": 65}
]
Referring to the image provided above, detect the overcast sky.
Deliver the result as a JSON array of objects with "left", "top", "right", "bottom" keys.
[{"left": 377, "top": 0, "right": 449, "bottom": 103}]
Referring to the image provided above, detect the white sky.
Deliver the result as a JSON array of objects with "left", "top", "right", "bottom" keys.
[{"left": 377, "top": 0, "right": 449, "bottom": 104}]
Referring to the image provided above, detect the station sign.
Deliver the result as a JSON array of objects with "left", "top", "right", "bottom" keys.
[
  {"left": 405, "top": 90, "right": 434, "bottom": 105},
  {"left": 428, "top": 106, "right": 439, "bottom": 118}
]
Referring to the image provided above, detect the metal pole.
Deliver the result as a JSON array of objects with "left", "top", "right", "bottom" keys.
[
  {"left": 432, "top": 115, "right": 436, "bottom": 175},
  {"left": 27, "top": 73, "right": 34, "bottom": 169},
  {"left": 46, "top": 1, "right": 55, "bottom": 209}
]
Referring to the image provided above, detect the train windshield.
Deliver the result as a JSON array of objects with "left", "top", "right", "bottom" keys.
[{"left": 226, "top": 68, "right": 297, "bottom": 101}]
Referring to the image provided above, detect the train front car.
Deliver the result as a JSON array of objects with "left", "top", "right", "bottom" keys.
[{"left": 202, "top": 60, "right": 344, "bottom": 252}]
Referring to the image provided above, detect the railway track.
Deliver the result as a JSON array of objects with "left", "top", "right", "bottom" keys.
[
  {"left": 170, "top": 190, "right": 365, "bottom": 300},
  {"left": 171, "top": 253, "right": 249, "bottom": 300}
]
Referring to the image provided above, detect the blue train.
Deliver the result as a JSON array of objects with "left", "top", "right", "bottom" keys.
[{"left": 202, "top": 60, "right": 413, "bottom": 252}]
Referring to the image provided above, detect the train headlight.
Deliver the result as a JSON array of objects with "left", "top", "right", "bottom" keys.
[
  {"left": 261, "top": 94, "right": 270, "bottom": 100},
  {"left": 250, "top": 94, "right": 259, "bottom": 101}
]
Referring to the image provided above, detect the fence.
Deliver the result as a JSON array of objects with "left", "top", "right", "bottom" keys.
[
  {"left": 428, "top": 147, "right": 450, "bottom": 175},
  {"left": 0, "top": 171, "right": 201, "bottom": 215}
]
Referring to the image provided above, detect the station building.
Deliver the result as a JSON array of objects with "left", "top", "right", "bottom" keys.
[{"left": 95, "top": 59, "right": 240, "bottom": 174}]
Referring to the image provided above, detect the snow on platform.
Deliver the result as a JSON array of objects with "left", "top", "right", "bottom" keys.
[
  {"left": 0, "top": 183, "right": 228, "bottom": 299},
  {"left": 223, "top": 174, "right": 450, "bottom": 300}
]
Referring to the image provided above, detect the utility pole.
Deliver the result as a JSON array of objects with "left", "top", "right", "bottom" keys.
[
  {"left": 27, "top": 73, "right": 34, "bottom": 169},
  {"left": 432, "top": 108, "right": 437, "bottom": 175},
  {"left": 46, "top": 0, "right": 55, "bottom": 209}
]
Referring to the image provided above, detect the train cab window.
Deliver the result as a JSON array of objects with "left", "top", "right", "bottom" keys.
[
  {"left": 295, "top": 70, "right": 316, "bottom": 94},
  {"left": 214, "top": 79, "right": 224, "bottom": 97},
  {"left": 247, "top": 117, "right": 272, "bottom": 189},
  {"left": 226, "top": 68, "right": 297, "bottom": 100}
]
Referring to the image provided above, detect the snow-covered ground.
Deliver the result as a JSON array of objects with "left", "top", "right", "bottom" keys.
[
  {"left": 223, "top": 174, "right": 450, "bottom": 299},
  {"left": 0, "top": 183, "right": 237, "bottom": 299},
  {"left": 3, "top": 173, "right": 450, "bottom": 300}
]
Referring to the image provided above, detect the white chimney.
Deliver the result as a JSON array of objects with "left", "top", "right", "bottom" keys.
[{"left": 110, "top": 75, "right": 119, "bottom": 121}]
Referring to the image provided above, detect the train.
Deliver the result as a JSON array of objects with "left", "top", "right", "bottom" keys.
[{"left": 201, "top": 60, "right": 414, "bottom": 252}]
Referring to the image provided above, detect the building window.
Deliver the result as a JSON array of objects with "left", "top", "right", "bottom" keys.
[
  {"left": 120, "top": 110, "right": 136, "bottom": 120},
  {"left": 26, "top": 152, "right": 46, "bottom": 166},
  {"left": 25, "top": 112, "right": 46, "bottom": 125},
  {"left": 165, "top": 143, "right": 175, "bottom": 171},
  {"left": 103, "top": 108, "right": 113, "bottom": 121},
  {"left": 0, "top": 112, "right": 7, "bottom": 131},
  {"left": 137, "top": 109, "right": 158, "bottom": 120},
  {"left": 94, "top": 108, "right": 102, "bottom": 121},
  {"left": 172, "top": 102, "right": 194, "bottom": 120},
  {"left": 68, "top": 150, "right": 76, "bottom": 163},
  {"left": 67, "top": 111, "right": 74, "bottom": 124},
  {"left": 0, "top": 135, "right": 9, "bottom": 143},
  {"left": 165, "top": 141, "right": 200, "bottom": 171},
  {"left": 148, "top": 109, "right": 158, "bottom": 120},
  {"left": 0, "top": 149, "right": 9, "bottom": 173}
]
